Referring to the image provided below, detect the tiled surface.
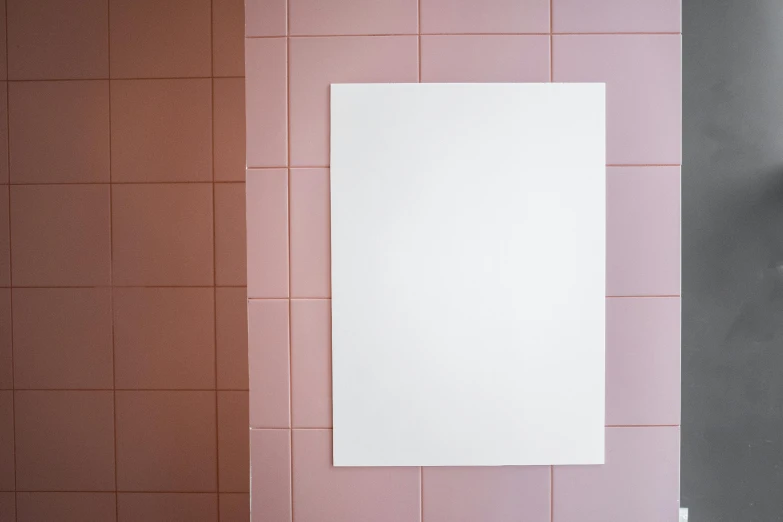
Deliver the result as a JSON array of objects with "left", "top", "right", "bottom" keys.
[
  {"left": 289, "top": 0, "right": 418, "bottom": 35},
  {"left": 246, "top": 169, "right": 288, "bottom": 298},
  {"left": 219, "top": 494, "right": 250, "bottom": 522},
  {"left": 247, "top": 299, "right": 290, "bottom": 428},
  {"left": 420, "top": 0, "right": 550, "bottom": 34},
  {"left": 16, "top": 493, "right": 117, "bottom": 522},
  {"left": 214, "top": 78, "right": 246, "bottom": 181},
  {"left": 245, "top": 0, "right": 287, "bottom": 37},
  {"left": 0, "top": 291, "right": 11, "bottom": 389},
  {"left": 245, "top": 39, "right": 288, "bottom": 168},
  {"left": 291, "top": 299, "right": 332, "bottom": 428},
  {"left": 213, "top": 0, "right": 245, "bottom": 77},
  {"left": 216, "top": 287, "right": 249, "bottom": 390},
  {"left": 218, "top": 392, "right": 250, "bottom": 492},
  {"left": 215, "top": 183, "right": 247, "bottom": 286},
  {"left": 0, "top": 83, "right": 7, "bottom": 183},
  {"left": 117, "top": 493, "right": 218, "bottom": 522},
  {"left": 0, "top": 190, "right": 8, "bottom": 287},
  {"left": 248, "top": 429, "right": 291, "bottom": 522},
  {"left": 0, "top": 391, "right": 13, "bottom": 491},
  {"left": 290, "top": 169, "right": 330, "bottom": 298},
  {"left": 553, "top": 0, "right": 682, "bottom": 33},
  {"left": 0, "top": 493, "right": 14, "bottom": 521}
]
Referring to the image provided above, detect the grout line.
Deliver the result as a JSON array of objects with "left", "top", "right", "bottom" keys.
[
  {"left": 244, "top": 31, "right": 681, "bottom": 38},
  {"left": 286, "top": 1, "right": 295, "bottom": 519}
]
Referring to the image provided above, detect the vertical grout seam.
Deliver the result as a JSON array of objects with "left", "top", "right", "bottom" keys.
[{"left": 286, "top": 1, "right": 294, "bottom": 520}]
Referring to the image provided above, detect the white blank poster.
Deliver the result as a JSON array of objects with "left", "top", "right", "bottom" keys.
[{"left": 330, "top": 83, "right": 605, "bottom": 467}]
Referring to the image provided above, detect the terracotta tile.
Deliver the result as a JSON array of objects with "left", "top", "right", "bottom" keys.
[
  {"left": 553, "top": 35, "right": 682, "bottom": 165},
  {"left": 213, "top": 0, "right": 245, "bottom": 77},
  {"left": 248, "top": 300, "right": 290, "bottom": 428},
  {"left": 0, "top": 290, "right": 10, "bottom": 389},
  {"left": 0, "top": 493, "right": 14, "bottom": 521},
  {"left": 13, "top": 288, "right": 113, "bottom": 389},
  {"left": 553, "top": 427, "right": 680, "bottom": 522},
  {"left": 109, "top": 0, "right": 211, "bottom": 78},
  {"left": 117, "top": 494, "right": 217, "bottom": 522},
  {"left": 290, "top": 169, "right": 330, "bottom": 298},
  {"left": 111, "top": 79, "right": 212, "bottom": 182},
  {"left": 249, "top": 430, "right": 290, "bottom": 522},
  {"left": 0, "top": 2, "right": 6, "bottom": 80},
  {"left": 289, "top": 36, "right": 418, "bottom": 166},
  {"left": 246, "top": 0, "right": 287, "bottom": 36},
  {"left": 7, "top": 0, "right": 108, "bottom": 80},
  {"left": 553, "top": 0, "right": 681, "bottom": 33},
  {"left": 0, "top": 391, "right": 13, "bottom": 491},
  {"left": 214, "top": 78, "right": 246, "bottom": 182},
  {"left": 421, "top": 35, "right": 550, "bottom": 83},
  {"left": 219, "top": 494, "right": 249, "bottom": 522},
  {"left": 16, "top": 493, "right": 116, "bottom": 522},
  {"left": 420, "top": 0, "right": 549, "bottom": 34},
  {"left": 11, "top": 185, "right": 111, "bottom": 287},
  {"left": 246, "top": 170, "right": 288, "bottom": 298},
  {"left": 422, "top": 466, "right": 550, "bottom": 522},
  {"left": 245, "top": 39, "right": 287, "bottom": 168},
  {"left": 215, "top": 183, "right": 247, "bottom": 286},
  {"left": 218, "top": 392, "right": 249, "bottom": 492},
  {"left": 216, "top": 287, "right": 249, "bottom": 390},
  {"left": 9, "top": 81, "right": 109, "bottom": 184},
  {"left": 112, "top": 183, "right": 214, "bottom": 286},
  {"left": 607, "top": 167, "right": 681, "bottom": 296},
  {"left": 115, "top": 391, "right": 217, "bottom": 492},
  {"left": 15, "top": 391, "right": 115, "bottom": 491},
  {"left": 292, "top": 430, "right": 420, "bottom": 522},
  {"left": 114, "top": 288, "right": 215, "bottom": 389},
  {"left": 0, "top": 188, "right": 7, "bottom": 287},
  {"left": 291, "top": 300, "right": 331, "bottom": 428},
  {"left": 289, "top": 0, "right": 417, "bottom": 35},
  {"left": 0, "top": 83, "right": 7, "bottom": 183}
]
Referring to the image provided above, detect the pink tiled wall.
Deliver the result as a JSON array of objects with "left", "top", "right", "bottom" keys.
[{"left": 0, "top": 0, "right": 249, "bottom": 520}]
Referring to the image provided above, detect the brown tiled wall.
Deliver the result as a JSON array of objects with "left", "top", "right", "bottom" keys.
[{"left": 0, "top": 0, "right": 248, "bottom": 520}]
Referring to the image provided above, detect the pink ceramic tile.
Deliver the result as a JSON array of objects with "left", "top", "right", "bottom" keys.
[
  {"left": 246, "top": 39, "right": 287, "bottom": 168},
  {"left": 0, "top": 188, "right": 8, "bottom": 287},
  {"left": 289, "top": 0, "right": 417, "bottom": 35},
  {"left": 117, "top": 493, "right": 218, "bottom": 522},
  {"left": 291, "top": 300, "right": 332, "bottom": 428},
  {"left": 113, "top": 288, "right": 215, "bottom": 389},
  {"left": 0, "top": 291, "right": 10, "bottom": 389},
  {"left": 14, "top": 391, "right": 115, "bottom": 491},
  {"left": 115, "top": 391, "right": 217, "bottom": 492},
  {"left": 553, "top": 0, "right": 681, "bottom": 34},
  {"left": 246, "top": 170, "right": 288, "bottom": 298},
  {"left": 246, "top": 0, "right": 287, "bottom": 37},
  {"left": 220, "top": 494, "right": 249, "bottom": 522},
  {"left": 290, "top": 169, "right": 330, "bottom": 298},
  {"left": 109, "top": 0, "right": 211, "bottom": 78},
  {"left": 293, "top": 429, "right": 420, "bottom": 522},
  {"left": 421, "top": 35, "right": 550, "bottom": 83},
  {"left": 218, "top": 392, "right": 250, "bottom": 492},
  {"left": 607, "top": 297, "right": 681, "bottom": 426},
  {"left": 249, "top": 429, "right": 291, "bottom": 522},
  {"left": 11, "top": 185, "right": 111, "bottom": 287},
  {"left": 289, "top": 36, "right": 418, "bottom": 166},
  {"left": 423, "top": 466, "right": 550, "bottom": 522},
  {"left": 7, "top": 0, "right": 108, "bottom": 80},
  {"left": 0, "top": 391, "right": 13, "bottom": 491},
  {"left": 553, "top": 35, "right": 682, "bottom": 165},
  {"left": 216, "top": 183, "right": 247, "bottom": 286},
  {"left": 553, "top": 427, "right": 680, "bottom": 522},
  {"left": 213, "top": 0, "right": 245, "bottom": 76},
  {"left": 111, "top": 79, "right": 212, "bottom": 182},
  {"left": 13, "top": 288, "right": 113, "bottom": 389},
  {"left": 0, "top": 493, "right": 14, "bottom": 520},
  {"left": 16, "top": 493, "right": 117, "bottom": 522},
  {"left": 420, "top": 0, "right": 549, "bottom": 34},
  {"left": 9, "top": 80, "right": 109, "bottom": 183},
  {"left": 607, "top": 167, "right": 680, "bottom": 296},
  {"left": 112, "top": 183, "right": 214, "bottom": 286},
  {"left": 248, "top": 300, "right": 290, "bottom": 427},
  {"left": 214, "top": 78, "right": 246, "bottom": 182},
  {"left": 0, "top": 83, "right": 7, "bottom": 183},
  {"left": 216, "top": 287, "right": 249, "bottom": 390}
]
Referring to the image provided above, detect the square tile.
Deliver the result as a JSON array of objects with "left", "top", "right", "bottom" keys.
[
  {"left": 218, "top": 392, "right": 249, "bottom": 492},
  {"left": 215, "top": 183, "right": 247, "bottom": 286},
  {"left": 0, "top": 391, "right": 13, "bottom": 491},
  {"left": 246, "top": 0, "right": 286, "bottom": 36},
  {"left": 290, "top": 169, "right": 330, "bottom": 298},
  {"left": 246, "top": 169, "right": 288, "bottom": 298},
  {"left": 291, "top": 299, "right": 331, "bottom": 428},
  {"left": 214, "top": 78, "right": 246, "bottom": 181},
  {"left": 553, "top": 35, "right": 682, "bottom": 165},
  {"left": 290, "top": 36, "right": 418, "bottom": 167},
  {"left": 7, "top": 0, "right": 108, "bottom": 80},
  {"left": 248, "top": 300, "right": 290, "bottom": 428},
  {"left": 109, "top": 0, "right": 211, "bottom": 78},
  {"left": 113, "top": 288, "right": 215, "bottom": 389},
  {"left": 420, "top": 0, "right": 549, "bottom": 34},
  {"left": 116, "top": 391, "right": 217, "bottom": 492},
  {"left": 422, "top": 466, "right": 550, "bottom": 522},
  {"left": 16, "top": 493, "right": 117, "bottom": 522},
  {"left": 9, "top": 81, "right": 110, "bottom": 183},
  {"left": 421, "top": 35, "right": 549, "bottom": 83},
  {"left": 0, "top": 493, "right": 14, "bottom": 521},
  {"left": 553, "top": 427, "right": 680, "bottom": 522},
  {"left": 11, "top": 185, "right": 111, "bottom": 287},
  {"left": 607, "top": 167, "right": 680, "bottom": 296},
  {"left": 292, "top": 430, "right": 420, "bottom": 522},
  {"left": 213, "top": 0, "right": 244, "bottom": 76},
  {"left": 0, "top": 83, "right": 7, "bottom": 183},
  {"left": 553, "top": 0, "right": 681, "bottom": 33},
  {"left": 289, "top": 0, "right": 417, "bottom": 35},
  {"left": 0, "top": 290, "right": 10, "bottom": 389},
  {"left": 249, "top": 430, "right": 291, "bottom": 522},
  {"left": 0, "top": 188, "right": 8, "bottom": 287},
  {"left": 245, "top": 39, "right": 287, "bottom": 168},
  {"left": 111, "top": 79, "right": 212, "bottom": 182},
  {"left": 15, "top": 391, "right": 115, "bottom": 491},
  {"left": 112, "top": 183, "right": 214, "bottom": 286},
  {"left": 216, "top": 287, "right": 249, "bottom": 390},
  {"left": 219, "top": 494, "right": 249, "bottom": 522},
  {"left": 117, "top": 493, "right": 218, "bottom": 522},
  {"left": 13, "top": 288, "right": 113, "bottom": 389}
]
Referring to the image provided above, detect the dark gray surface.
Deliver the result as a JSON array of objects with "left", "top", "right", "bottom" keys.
[{"left": 683, "top": 0, "right": 783, "bottom": 519}]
